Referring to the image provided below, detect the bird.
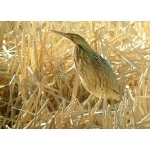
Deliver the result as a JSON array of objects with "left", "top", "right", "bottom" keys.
[{"left": 51, "top": 30, "right": 120, "bottom": 102}]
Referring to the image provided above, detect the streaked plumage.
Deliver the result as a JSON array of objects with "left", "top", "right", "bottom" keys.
[{"left": 51, "top": 30, "right": 120, "bottom": 101}]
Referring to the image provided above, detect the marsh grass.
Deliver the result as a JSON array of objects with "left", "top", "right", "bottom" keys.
[{"left": 0, "top": 21, "right": 150, "bottom": 129}]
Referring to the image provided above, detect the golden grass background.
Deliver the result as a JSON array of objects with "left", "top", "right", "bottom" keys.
[{"left": 0, "top": 21, "right": 150, "bottom": 129}]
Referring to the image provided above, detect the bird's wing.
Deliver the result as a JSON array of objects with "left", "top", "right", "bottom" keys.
[{"left": 93, "top": 53, "right": 119, "bottom": 93}]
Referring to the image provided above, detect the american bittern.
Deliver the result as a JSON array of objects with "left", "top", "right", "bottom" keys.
[{"left": 51, "top": 30, "right": 120, "bottom": 101}]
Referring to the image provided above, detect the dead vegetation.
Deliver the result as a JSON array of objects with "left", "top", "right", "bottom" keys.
[{"left": 0, "top": 21, "right": 150, "bottom": 129}]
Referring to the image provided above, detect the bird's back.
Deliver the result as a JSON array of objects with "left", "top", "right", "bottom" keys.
[{"left": 74, "top": 46, "right": 120, "bottom": 101}]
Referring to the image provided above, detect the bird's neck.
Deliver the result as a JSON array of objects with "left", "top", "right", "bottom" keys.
[
  {"left": 74, "top": 44, "right": 95, "bottom": 67},
  {"left": 77, "top": 43, "right": 94, "bottom": 54}
]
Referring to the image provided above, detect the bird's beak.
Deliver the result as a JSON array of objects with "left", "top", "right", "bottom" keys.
[{"left": 51, "top": 30, "right": 71, "bottom": 39}]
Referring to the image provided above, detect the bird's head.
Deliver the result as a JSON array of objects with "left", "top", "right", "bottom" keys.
[{"left": 51, "top": 30, "right": 90, "bottom": 49}]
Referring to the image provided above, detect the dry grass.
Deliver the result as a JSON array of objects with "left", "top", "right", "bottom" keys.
[{"left": 0, "top": 21, "right": 150, "bottom": 129}]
